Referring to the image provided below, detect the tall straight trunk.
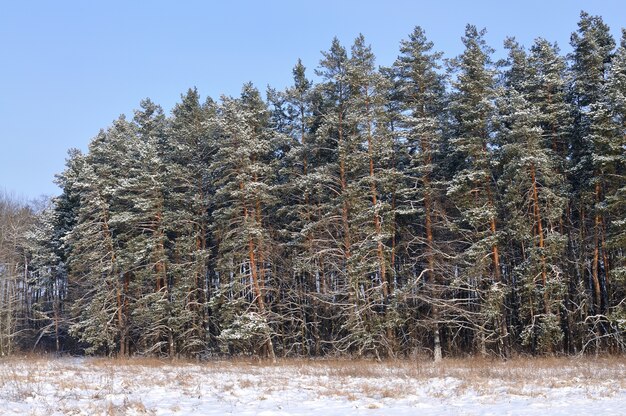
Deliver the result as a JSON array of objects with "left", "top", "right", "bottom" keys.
[
  {"left": 391, "top": 192, "right": 397, "bottom": 285},
  {"left": 483, "top": 137, "right": 506, "bottom": 356},
  {"left": 194, "top": 221, "right": 204, "bottom": 329},
  {"left": 241, "top": 167, "right": 276, "bottom": 363},
  {"left": 364, "top": 89, "right": 394, "bottom": 356},
  {"left": 54, "top": 292, "right": 60, "bottom": 353},
  {"left": 254, "top": 191, "right": 268, "bottom": 322},
  {"left": 365, "top": 92, "right": 388, "bottom": 298},
  {"left": 482, "top": 139, "right": 501, "bottom": 283},
  {"left": 421, "top": 141, "right": 440, "bottom": 361},
  {"left": 154, "top": 194, "right": 172, "bottom": 356},
  {"left": 101, "top": 202, "right": 127, "bottom": 356},
  {"left": 198, "top": 180, "right": 210, "bottom": 338},
  {"left": 530, "top": 164, "right": 549, "bottom": 314},
  {"left": 154, "top": 198, "right": 166, "bottom": 292},
  {"left": 418, "top": 98, "right": 436, "bottom": 283},
  {"left": 247, "top": 236, "right": 276, "bottom": 362},
  {"left": 338, "top": 106, "right": 351, "bottom": 261},
  {"left": 317, "top": 202, "right": 328, "bottom": 295},
  {"left": 116, "top": 273, "right": 130, "bottom": 356},
  {"left": 389, "top": 119, "right": 398, "bottom": 287},
  {"left": 433, "top": 309, "right": 442, "bottom": 363},
  {"left": 591, "top": 181, "right": 602, "bottom": 312},
  {"left": 300, "top": 106, "right": 319, "bottom": 336},
  {"left": 488, "top": 203, "right": 501, "bottom": 282},
  {"left": 600, "top": 216, "right": 610, "bottom": 309}
]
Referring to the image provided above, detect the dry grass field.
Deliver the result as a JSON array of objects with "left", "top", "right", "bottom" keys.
[{"left": 1, "top": 355, "right": 625, "bottom": 415}]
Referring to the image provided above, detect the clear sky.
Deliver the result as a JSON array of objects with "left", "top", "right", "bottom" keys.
[{"left": 1, "top": 0, "right": 625, "bottom": 200}]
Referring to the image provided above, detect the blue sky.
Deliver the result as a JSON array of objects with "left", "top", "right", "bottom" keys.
[{"left": 1, "top": 0, "right": 625, "bottom": 200}]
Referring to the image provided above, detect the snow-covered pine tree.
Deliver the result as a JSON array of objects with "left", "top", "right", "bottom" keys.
[
  {"left": 527, "top": 39, "right": 572, "bottom": 167},
  {"left": 390, "top": 26, "right": 452, "bottom": 361},
  {"left": 303, "top": 38, "right": 356, "bottom": 352},
  {"left": 115, "top": 99, "right": 178, "bottom": 357},
  {"left": 604, "top": 30, "right": 626, "bottom": 340},
  {"left": 268, "top": 60, "right": 327, "bottom": 355},
  {"left": 314, "top": 37, "right": 353, "bottom": 282},
  {"left": 568, "top": 12, "right": 616, "bottom": 324},
  {"left": 67, "top": 118, "right": 135, "bottom": 355},
  {"left": 338, "top": 34, "right": 398, "bottom": 357},
  {"left": 210, "top": 84, "right": 278, "bottom": 361},
  {"left": 497, "top": 39, "right": 568, "bottom": 353},
  {"left": 446, "top": 25, "right": 503, "bottom": 355},
  {"left": 516, "top": 38, "right": 582, "bottom": 352},
  {"left": 164, "top": 89, "right": 217, "bottom": 356}
]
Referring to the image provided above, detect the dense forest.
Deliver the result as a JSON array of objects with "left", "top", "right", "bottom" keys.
[{"left": 1, "top": 12, "right": 625, "bottom": 360}]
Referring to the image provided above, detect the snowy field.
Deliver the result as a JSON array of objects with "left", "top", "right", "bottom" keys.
[{"left": 1, "top": 356, "right": 625, "bottom": 415}]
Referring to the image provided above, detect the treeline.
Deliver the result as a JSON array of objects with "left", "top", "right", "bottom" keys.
[{"left": 1, "top": 12, "right": 625, "bottom": 360}]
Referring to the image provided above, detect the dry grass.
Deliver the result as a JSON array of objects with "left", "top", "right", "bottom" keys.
[
  {"left": 252, "top": 355, "right": 626, "bottom": 401},
  {"left": 279, "top": 355, "right": 626, "bottom": 382},
  {"left": 238, "top": 377, "right": 254, "bottom": 388},
  {"left": 104, "top": 398, "right": 153, "bottom": 416},
  {"left": 1, "top": 354, "right": 624, "bottom": 414}
]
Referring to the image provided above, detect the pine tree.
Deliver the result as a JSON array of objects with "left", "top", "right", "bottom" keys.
[
  {"left": 165, "top": 88, "right": 217, "bottom": 356},
  {"left": 391, "top": 26, "right": 450, "bottom": 360},
  {"left": 340, "top": 34, "right": 398, "bottom": 357},
  {"left": 268, "top": 60, "right": 320, "bottom": 355},
  {"left": 304, "top": 38, "right": 354, "bottom": 352},
  {"left": 595, "top": 30, "right": 626, "bottom": 347},
  {"left": 527, "top": 39, "right": 572, "bottom": 165},
  {"left": 605, "top": 31, "right": 626, "bottom": 287},
  {"left": 67, "top": 118, "right": 136, "bottom": 355},
  {"left": 568, "top": 12, "right": 616, "bottom": 324},
  {"left": 210, "top": 84, "right": 278, "bottom": 361},
  {"left": 447, "top": 25, "right": 503, "bottom": 355},
  {"left": 315, "top": 37, "right": 353, "bottom": 276},
  {"left": 497, "top": 40, "right": 569, "bottom": 352},
  {"left": 116, "top": 99, "right": 176, "bottom": 356}
]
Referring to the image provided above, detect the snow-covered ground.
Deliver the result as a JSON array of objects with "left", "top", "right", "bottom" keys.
[{"left": 0, "top": 356, "right": 624, "bottom": 415}]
